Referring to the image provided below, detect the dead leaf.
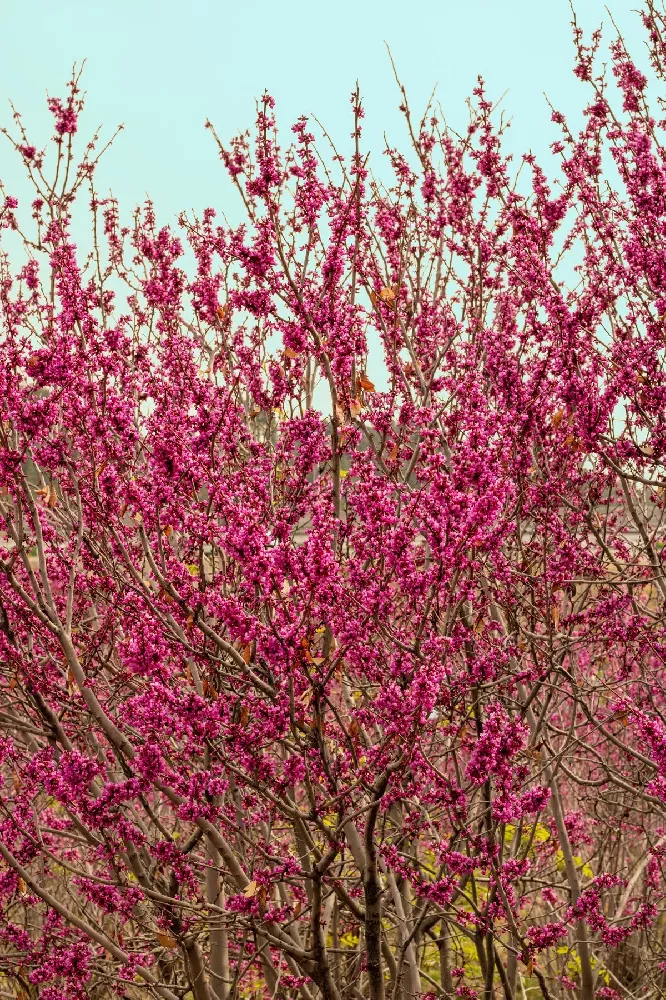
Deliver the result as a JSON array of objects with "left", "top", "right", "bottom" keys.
[
  {"left": 552, "top": 409, "right": 565, "bottom": 429},
  {"left": 550, "top": 606, "right": 560, "bottom": 629},
  {"left": 12, "top": 770, "right": 21, "bottom": 792},
  {"left": 203, "top": 679, "right": 218, "bottom": 701},
  {"left": 240, "top": 704, "right": 250, "bottom": 727},
  {"left": 258, "top": 886, "right": 268, "bottom": 914},
  {"left": 349, "top": 398, "right": 362, "bottom": 418},
  {"left": 35, "top": 486, "right": 58, "bottom": 508},
  {"left": 293, "top": 900, "right": 302, "bottom": 918},
  {"left": 298, "top": 688, "right": 313, "bottom": 709},
  {"left": 284, "top": 346, "right": 299, "bottom": 360},
  {"left": 300, "top": 637, "right": 314, "bottom": 663},
  {"left": 17, "top": 877, "right": 26, "bottom": 895},
  {"left": 242, "top": 643, "right": 254, "bottom": 665},
  {"left": 349, "top": 718, "right": 360, "bottom": 739},
  {"left": 244, "top": 880, "right": 259, "bottom": 898},
  {"left": 379, "top": 286, "right": 396, "bottom": 303},
  {"left": 369, "top": 289, "right": 378, "bottom": 306},
  {"left": 163, "top": 524, "right": 173, "bottom": 539},
  {"left": 358, "top": 373, "right": 376, "bottom": 393},
  {"left": 156, "top": 931, "right": 177, "bottom": 949},
  {"left": 334, "top": 403, "right": 345, "bottom": 425}
]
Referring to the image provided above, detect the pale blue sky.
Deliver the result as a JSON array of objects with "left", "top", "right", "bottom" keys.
[{"left": 0, "top": 0, "right": 650, "bottom": 226}]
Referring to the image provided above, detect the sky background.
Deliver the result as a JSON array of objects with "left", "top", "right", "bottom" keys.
[{"left": 0, "top": 0, "right": 653, "bottom": 229}]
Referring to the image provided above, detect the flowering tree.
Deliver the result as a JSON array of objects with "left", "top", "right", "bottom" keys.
[{"left": 3, "top": 5, "right": 666, "bottom": 999}]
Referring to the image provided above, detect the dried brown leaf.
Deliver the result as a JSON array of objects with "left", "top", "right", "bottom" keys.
[{"left": 156, "top": 931, "right": 177, "bottom": 949}]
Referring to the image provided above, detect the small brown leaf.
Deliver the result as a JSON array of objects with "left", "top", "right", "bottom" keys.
[
  {"left": 358, "top": 373, "right": 375, "bottom": 393},
  {"left": 12, "top": 770, "right": 21, "bottom": 793},
  {"left": 550, "top": 606, "right": 560, "bottom": 629},
  {"left": 163, "top": 524, "right": 173, "bottom": 539},
  {"left": 334, "top": 403, "right": 345, "bottom": 425},
  {"left": 17, "top": 877, "right": 27, "bottom": 895},
  {"left": 369, "top": 289, "right": 378, "bottom": 306},
  {"left": 67, "top": 667, "right": 75, "bottom": 695},
  {"left": 379, "top": 286, "right": 396, "bottom": 303},
  {"left": 349, "top": 398, "right": 362, "bottom": 418},
  {"left": 293, "top": 900, "right": 302, "bottom": 918},
  {"left": 297, "top": 687, "right": 313, "bottom": 709},
  {"left": 242, "top": 643, "right": 254, "bottom": 665},
  {"left": 284, "top": 346, "right": 299, "bottom": 360},
  {"left": 552, "top": 408, "right": 565, "bottom": 429},
  {"left": 156, "top": 931, "right": 177, "bottom": 949},
  {"left": 349, "top": 718, "right": 360, "bottom": 739},
  {"left": 244, "top": 880, "right": 259, "bottom": 898},
  {"left": 240, "top": 704, "right": 250, "bottom": 728},
  {"left": 258, "top": 886, "right": 268, "bottom": 914}
]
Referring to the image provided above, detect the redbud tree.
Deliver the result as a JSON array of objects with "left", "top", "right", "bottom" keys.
[{"left": 2, "top": 4, "right": 666, "bottom": 1000}]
